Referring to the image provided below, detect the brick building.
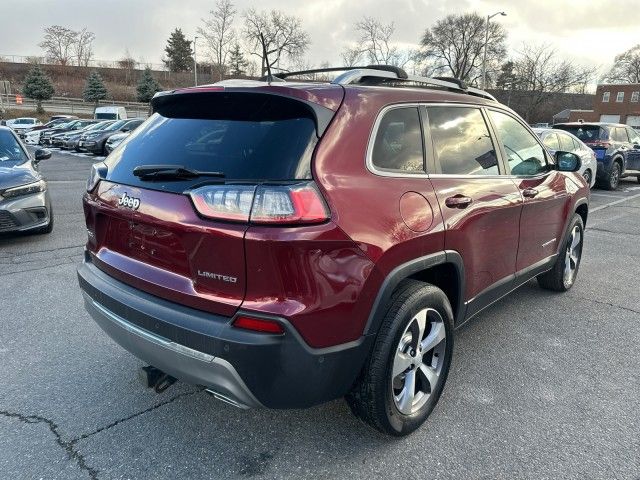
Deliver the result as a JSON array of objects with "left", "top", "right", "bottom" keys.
[{"left": 565, "top": 83, "right": 640, "bottom": 126}]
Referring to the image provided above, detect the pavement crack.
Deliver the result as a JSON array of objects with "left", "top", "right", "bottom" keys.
[
  {"left": 71, "top": 389, "right": 202, "bottom": 445},
  {"left": 587, "top": 227, "right": 639, "bottom": 237},
  {"left": 569, "top": 294, "right": 640, "bottom": 316},
  {"left": 0, "top": 259, "right": 78, "bottom": 276},
  {"left": 0, "top": 410, "right": 99, "bottom": 480}
]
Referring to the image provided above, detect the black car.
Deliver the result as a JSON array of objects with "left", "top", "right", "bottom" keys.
[
  {"left": 78, "top": 118, "right": 144, "bottom": 155},
  {"left": 0, "top": 127, "right": 53, "bottom": 234},
  {"left": 554, "top": 122, "right": 640, "bottom": 189}
]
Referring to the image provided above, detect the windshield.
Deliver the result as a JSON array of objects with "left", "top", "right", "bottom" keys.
[
  {"left": 555, "top": 125, "right": 605, "bottom": 142},
  {"left": 105, "top": 94, "right": 318, "bottom": 193},
  {"left": 0, "top": 130, "right": 29, "bottom": 163},
  {"left": 105, "top": 120, "right": 127, "bottom": 131}
]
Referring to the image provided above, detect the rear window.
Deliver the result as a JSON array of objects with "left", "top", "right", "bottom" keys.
[
  {"left": 105, "top": 93, "right": 318, "bottom": 192},
  {"left": 555, "top": 125, "right": 605, "bottom": 142}
]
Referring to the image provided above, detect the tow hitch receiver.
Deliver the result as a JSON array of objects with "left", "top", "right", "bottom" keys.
[{"left": 138, "top": 365, "right": 177, "bottom": 393}]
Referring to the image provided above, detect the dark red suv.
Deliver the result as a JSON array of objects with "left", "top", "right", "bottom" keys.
[{"left": 77, "top": 66, "right": 589, "bottom": 436}]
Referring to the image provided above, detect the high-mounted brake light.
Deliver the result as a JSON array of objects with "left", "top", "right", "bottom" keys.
[
  {"left": 189, "top": 182, "right": 329, "bottom": 225},
  {"left": 232, "top": 316, "right": 285, "bottom": 334}
]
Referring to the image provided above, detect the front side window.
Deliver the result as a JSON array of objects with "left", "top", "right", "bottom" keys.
[
  {"left": 625, "top": 127, "right": 640, "bottom": 144},
  {"left": 616, "top": 92, "right": 625, "bottom": 103},
  {"left": 427, "top": 107, "right": 498, "bottom": 175},
  {"left": 371, "top": 107, "right": 424, "bottom": 173},
  {"left": 489, "top": 110, "right": 548, "bottom": 176},
  {"left": 602, "top": 91, "right": 610, "bottom": 102}
]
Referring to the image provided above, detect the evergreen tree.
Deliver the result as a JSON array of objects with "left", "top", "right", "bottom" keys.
[
  {"left": 23, "top": 65, "right": 54, "bottom": 113},
  {"left": 228, "top": 43, "right": 248, "bottom": 76},
  {"left": 164, "top": 28, "right": 193, "bottom": 72},
  {"left": 496, "top": 61, "right": 518, "bottom": 90},
  {"left": 136, "top": 67, "right": 162, "bottom": 103},
  {"left": 83, "top": 71, "right": 108, "bottom": 108}
]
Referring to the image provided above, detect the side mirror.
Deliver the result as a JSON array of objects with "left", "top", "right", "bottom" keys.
[
  {"left": 34, "top": 148, "right": 52, "bottom": 163},
  {"left": 121, "top": 127, "right": 130, "bottom": 132},
  {"left": 555, "top": 151, "right": 581, "bottom": 172}
]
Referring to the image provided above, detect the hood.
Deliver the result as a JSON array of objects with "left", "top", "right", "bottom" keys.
[
  {"left": 0, "top": 162, "right": 39, "bottom": 191},
  {"left": 107, "top": 132, "right": 129, "bottom": 142}
]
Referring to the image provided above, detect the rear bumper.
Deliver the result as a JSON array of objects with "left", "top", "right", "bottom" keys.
[{"left": 77, "top": 255, "right": 373, "bottom": 409}]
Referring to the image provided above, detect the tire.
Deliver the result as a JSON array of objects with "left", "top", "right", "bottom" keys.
[
  {"left": 346, "top": 280, "right": 454, "bottom": 436},
  {"left": 537, "top": 214, "right": 584, "bottom": 292},
  {"left": 582, "top": 169, "right": 592, "bottom": 187},
  {"left": 603, "top": 161, "right": 621, "bottom": 190}
]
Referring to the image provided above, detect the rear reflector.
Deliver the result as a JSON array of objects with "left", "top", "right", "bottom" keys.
[
  {"left": 189, "top": 182, "right": 328, "bottom": 225},
  {"left": 232, "top": 316, "right": 285, "bottom": 334}
]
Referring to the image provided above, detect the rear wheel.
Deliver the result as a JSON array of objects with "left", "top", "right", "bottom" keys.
[
  {"left": 346, "top": 280, "right": 453, "bottom": 436},
  {"left": 537, "top": 214, "right": 584, "bottom": 292},
  {"left": 604, "top": 161, "right": 621, "bottom": 190}
]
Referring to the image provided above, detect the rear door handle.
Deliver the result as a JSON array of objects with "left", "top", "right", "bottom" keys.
[
  {"left": 445, "top": 195, "right": 473, "bottom": 209},
  {"left": 522, "top": 188, "right": 539, "bottom": 198}
]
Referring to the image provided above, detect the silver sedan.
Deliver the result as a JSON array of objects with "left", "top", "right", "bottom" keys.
[
  {"left": 533, "top": 128, "right": 597, "bottom": 188},
  {"left": 0, "top": 127, "right": 53, "bottom": 234}
]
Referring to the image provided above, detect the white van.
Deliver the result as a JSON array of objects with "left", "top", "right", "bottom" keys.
[{"left": 94, "top": 106, "right": 127, "bottom": 120}]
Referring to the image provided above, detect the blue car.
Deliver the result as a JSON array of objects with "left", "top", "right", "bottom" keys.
[{"left": 554, "top": 122, "right": 640, "bottom": 190}]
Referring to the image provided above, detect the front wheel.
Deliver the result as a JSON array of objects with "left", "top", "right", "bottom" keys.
[
  {"left": 346, "top": 280, "right": 454, "bottom": 436},
  {"left": 537, "top": 214, "right": 584, "bottom": 291}
]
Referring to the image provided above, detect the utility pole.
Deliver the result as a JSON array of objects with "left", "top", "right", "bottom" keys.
[
  {"left": 482, "top": 11, "right": 506, "bottom": 90},
  {"left": 194, "top": 36, "right": 199, "bottom": 86}
]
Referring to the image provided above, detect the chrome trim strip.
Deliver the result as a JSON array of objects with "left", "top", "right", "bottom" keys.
[{"left": 91, "top": 300, "right": 216, "bottom": 363}]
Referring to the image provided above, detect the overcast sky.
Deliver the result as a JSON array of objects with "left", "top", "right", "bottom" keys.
[{"left": 2, "top": 0, "right": 639, "bottom": 76}]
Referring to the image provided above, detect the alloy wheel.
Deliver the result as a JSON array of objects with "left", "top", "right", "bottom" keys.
[
  {"left": 391, "top": 308, "right": 446, "bottom": 415},
  {"left": 563, "top": 225, "right": 582, "bottom": 287}
]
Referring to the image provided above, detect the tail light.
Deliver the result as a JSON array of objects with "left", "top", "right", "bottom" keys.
[
  {"left": 232, "top": 316, "right": 285, "bottom": 334},
  {"left": 189, "top": 182, "right": 329, "bottom": 225},
  {"left": 590, "top": 142, "right": 611, "bottom": 149}
]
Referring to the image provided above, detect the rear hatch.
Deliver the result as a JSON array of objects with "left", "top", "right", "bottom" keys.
[
  {"left": 84, "top": 86, "right": 342, "bottom": 317},
  {"left": 555, "top": 124, "right": 608, "bottom": 160}
]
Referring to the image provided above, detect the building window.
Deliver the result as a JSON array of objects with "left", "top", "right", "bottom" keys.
[
  {"left": 602, "top": 91, "right": 610, "bottom": 102},
  {"left": 632, "top": 91, "right": 639, "bottom": 103},
  {"left": 616, "top": 92, "right": 625, "bottom": 102}
]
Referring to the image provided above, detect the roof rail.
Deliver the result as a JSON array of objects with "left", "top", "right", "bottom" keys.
[{"left": 267, "top": 65, "right": 496, "bottom": 101}]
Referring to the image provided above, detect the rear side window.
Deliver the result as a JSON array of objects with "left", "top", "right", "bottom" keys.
[
  {"left": 489, "top": 110, "right": 548, "bottom": 176},
  {"left": 371, "top": 107, "right": 424, "bottom": 173},
  {"left": 557, "top": 133, "right": 575, "bottom": 151},
  {"left": 612, "top": 127, "right": 629, "bottom": 142},
  {"left": 542, "top": 133, "right": 560, "bottom": 150},
  {"left": 105, "top": 93, "right": 319, "bottom": 192},
  {"left": 427, "top": 107, "right": 498, "bottom": 175}
]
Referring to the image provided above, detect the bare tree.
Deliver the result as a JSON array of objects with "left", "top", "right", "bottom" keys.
[
  {"left": 243, "top": 8, "right": 310, "bottom": 76},
  {"left": 39, "top": 25, "right": 78, "bottom": 65},
  {"left": 355, "top": 17, "right": 400, "bottom": 65},
  {"left": 199, "top": 0, "right": 237, "bottom": 81},
  {"left": 341, "top": 46, "right": 363, "bottom": 67},
  {"left": 511, "top": 43, "right": 593, "bottom": 122},
  {"left": 420, "top": 12, "right": 506, "bottom": 84},
  {"left": 605, "top": 44, "right": 640, "bottom": 83},
  {"left": 74, "top": 28, "right": 95, "bottom": 67}
]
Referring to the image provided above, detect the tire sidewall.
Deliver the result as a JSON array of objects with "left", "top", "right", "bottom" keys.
[
  {"left": 561, "top": 215, "right": 584, "bottom": 290},
  {"left": 609, "top": 162, "right": 621, "bottom": 190},
  {"left": 382, "top": 288, "right": 454, "bottom": 436}
]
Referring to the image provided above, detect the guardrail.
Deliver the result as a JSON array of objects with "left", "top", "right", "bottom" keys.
[{"left": 1, "top": 94, "right": 150, "bottom": 118}]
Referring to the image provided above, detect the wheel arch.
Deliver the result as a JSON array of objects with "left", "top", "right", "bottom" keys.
[
  {"left": 363, "top": 251, "right": 466, "bottom": 337},
  {"left": 575, "top": 198, "right": 589, "bottom": 227}
]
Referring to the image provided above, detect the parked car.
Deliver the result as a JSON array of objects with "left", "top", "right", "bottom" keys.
[
  {"left": 554, "top": 122, "right": 640, "bottom": 189},
  {"left": 61, "top": 121, "right": 115, "bottom": 150},
  {"left": 104, "top": 132, "right": 131, "bottom": 154},
  {"left": 94, "top": 106, "right": 127, "bottom": 120},
  {"left": 78, "top": 118, "right": 144, "bottom": 155},
  {"left": 0, "top": 127, "right": 53, "bottom": 234},
  {"left": 17, "top": 116, "right": 77, "bottom": 140},
  {"left": 39, "top": 121, "right": 76, "bottom": 146},
  {"left": 77, "top": 67, "right": 589, "bottom": 436},
  {"left": 7, "top": 117, "right": 42, "bottom": 135},
  {"left": 50, "top": 119, "right": 101, "bottom": 147},
  {"left": 533, "top": 128, "right": 597, "bottom": 187}
]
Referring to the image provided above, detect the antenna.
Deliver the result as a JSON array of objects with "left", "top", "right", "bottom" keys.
[{"left": 260, "top": 33, "right": 273, "bottom": 84}]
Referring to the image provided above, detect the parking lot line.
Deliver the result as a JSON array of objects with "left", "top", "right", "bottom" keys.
[{"left": 590, "top": 192, "right": 640, "bottom": 213}]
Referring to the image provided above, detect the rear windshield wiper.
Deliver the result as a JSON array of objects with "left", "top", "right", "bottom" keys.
[{"left": 132, "top": 165, "right": 225, "bottom": 181}]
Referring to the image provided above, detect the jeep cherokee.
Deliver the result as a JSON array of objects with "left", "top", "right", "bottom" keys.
[{"left": 77, "top": 66, "right": 589, "bottom": 436}]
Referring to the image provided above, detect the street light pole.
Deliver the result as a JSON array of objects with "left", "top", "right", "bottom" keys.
[
  {"left": 193, "top": 36, "right": 199, "bottom": 86},
  {"left": 482, "top": 11, "right": 506, "bottom": 90}
]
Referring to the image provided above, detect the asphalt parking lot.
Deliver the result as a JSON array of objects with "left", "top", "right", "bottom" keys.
[{"left": 1, "top": 148, "right": 639, "bottom": 480}]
